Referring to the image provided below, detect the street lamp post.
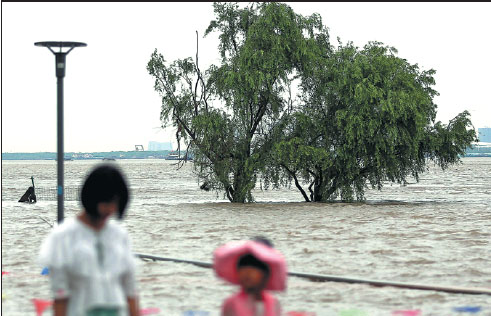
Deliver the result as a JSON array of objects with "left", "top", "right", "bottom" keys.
[{"left": 35, "top": 41, "right": 87, "bottom": 223}]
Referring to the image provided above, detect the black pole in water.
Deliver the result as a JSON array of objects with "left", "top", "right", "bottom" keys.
[{"left": 35, "top": 41, "right": 87, "bottom": 223}]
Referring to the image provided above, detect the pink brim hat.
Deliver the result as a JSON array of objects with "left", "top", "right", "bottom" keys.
[{"left": 213, "top": 240, "right": 287, "bottom": 291}]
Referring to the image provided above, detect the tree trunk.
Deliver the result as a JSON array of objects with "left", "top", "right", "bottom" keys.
[
  {"left": 281, "top": 164, "right": 310, "bottom": 202},
  {"left": 311, "top": 169, "right": 323, "bottom": 202},
  {"left": 231, "top": 177, "right": 251, "bottom": 203},
  {"left": 230, "top": 158, "right": 253, "bottom": 203}
]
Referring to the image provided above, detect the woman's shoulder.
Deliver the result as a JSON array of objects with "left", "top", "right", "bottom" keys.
[
  {"left": 49, "top": 217, "right": 79, "bottom": 237},
  {"left": 38, "top": 218, "right": 81, "bottom": 267},
  {"left": 104, "top": 220, "right": 130, "bottom": 239},
  {"left": 105, "top": 219, "right": 127, "bottom": 231}
]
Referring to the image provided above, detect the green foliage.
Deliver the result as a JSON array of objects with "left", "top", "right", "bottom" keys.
[
  {"left": 148, "top": 2, "right": 329, "bottom": 202},
  {"left": 148, "top": 2, "right": 476, "bottom": 203},
  {"left": 265, "top": 40, "right": 477, "bottom": 202},
  {"left": 423, "top": 110, "right": 477, "bottom": 169}
]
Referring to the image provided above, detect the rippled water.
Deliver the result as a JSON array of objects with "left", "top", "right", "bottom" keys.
[{"left": 1, "top": 158, "right": 490, "bottom": 315}]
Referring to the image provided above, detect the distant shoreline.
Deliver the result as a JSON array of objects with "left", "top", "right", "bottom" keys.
[
  {"left": 1, "top": 150, "right": 192, "bottom": 160},
  {"left": 2, "top": 150, "right": 490, "bottom": 160}
]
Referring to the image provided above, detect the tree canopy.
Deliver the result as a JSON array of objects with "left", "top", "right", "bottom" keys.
[
  {"left": 147, "top": 2, "right": 328, "bottom": 202},
  {"left": 148, "top": 2, "right": 477, "bottom": 203},
  {"left": 263, "top": 40, "right": 476, "bottom": 202}
]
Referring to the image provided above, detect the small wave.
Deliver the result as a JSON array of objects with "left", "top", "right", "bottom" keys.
[{"left": 404, "top": 259, "right": 437, "bottom": 265}]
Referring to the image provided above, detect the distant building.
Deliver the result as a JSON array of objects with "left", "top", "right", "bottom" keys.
[
  {"left": 148, "top": 141, "right": 172, "bottom": 151},
  {"left": 478, "top": 128, "right": 491, "bottom": 143}
]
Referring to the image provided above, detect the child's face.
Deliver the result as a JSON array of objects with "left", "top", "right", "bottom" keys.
[{"left": 238, "top": 266, "right": 267, "bottom": 293}]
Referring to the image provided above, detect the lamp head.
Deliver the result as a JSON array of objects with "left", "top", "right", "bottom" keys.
[{"left": 35, "top": 41, "right": 87, "bottom": 78}]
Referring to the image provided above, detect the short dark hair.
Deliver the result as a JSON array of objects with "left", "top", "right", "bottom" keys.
[
  {"left": 237, "top": 253, "right": 270, "bottom": 275},
  {"left": 252, "top": 236, "right": 274, "bottom": 248},
  {"left": 81, "top": 164, "right": 129, "bottom": 220}
]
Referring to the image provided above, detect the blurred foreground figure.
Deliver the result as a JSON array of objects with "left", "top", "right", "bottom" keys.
[
  {"left": 214, "top": 237, "right": 287, "bottom": 316},
  {"left": 39, "top": 164, "right": 139, "bottom": 316}
]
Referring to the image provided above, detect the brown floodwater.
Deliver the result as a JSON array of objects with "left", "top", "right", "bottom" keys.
[{"left": 1, "top": 158, "right": 490, "bottom": 315}]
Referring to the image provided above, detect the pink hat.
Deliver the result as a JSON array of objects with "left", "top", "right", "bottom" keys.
[{"left": 213, "top": 240, "right": 287, "bottom": 291}]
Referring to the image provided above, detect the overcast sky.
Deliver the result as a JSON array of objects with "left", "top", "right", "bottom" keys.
[{"left": 2, "top": 2, "right": 490, "bottom": 153}]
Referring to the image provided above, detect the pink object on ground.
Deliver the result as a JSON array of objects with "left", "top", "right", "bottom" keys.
[
  {"left": 222, "top": 290, "right": 278, "bottom": 316},
  {"left": 392, "top": 310, "right": 421, "bottom": 316},
  {"left": 140, "top": 307, "right": 161, "bottom": 315},
  {"left": 2, "top": 271, "right": 9, "bottom": 276},
  {"left": 213, "top": 240, "right": 287, "bottom": 291},
  {"left": 32, "top": 299, "right": 53, "bottom": 316}
]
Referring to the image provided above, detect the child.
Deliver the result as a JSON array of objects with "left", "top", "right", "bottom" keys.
[{"left": 213, "top": 237, "right": 287, "bottom": 316}]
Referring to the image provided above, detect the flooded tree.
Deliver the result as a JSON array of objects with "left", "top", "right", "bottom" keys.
[
  {"left": 263, "top": 41, "right": 477, "bottom": 202},
  {"left": 149, "top": 2, "right": 476, "bottom": 203},
  {"left": 147, "top": 2, "right": 329, "bottom": 202}
]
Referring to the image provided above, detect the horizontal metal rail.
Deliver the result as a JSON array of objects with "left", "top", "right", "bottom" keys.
[
  {"left": 136, "top": 253, "right": 212, "bottom": 268},
  {"left": 134, "top": 253, "right": 491, "bottom": 296}
]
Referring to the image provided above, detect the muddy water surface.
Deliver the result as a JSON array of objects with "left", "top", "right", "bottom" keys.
[{"left": 2, "top": 158, "right": 490, "bottom": 315}]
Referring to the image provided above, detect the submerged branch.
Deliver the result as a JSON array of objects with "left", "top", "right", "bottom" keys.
[{"left": 280, "top": 164, "right": 310, "bottom": 202}]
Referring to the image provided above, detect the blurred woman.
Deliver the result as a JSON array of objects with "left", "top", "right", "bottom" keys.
[{"left": 39, "top": 164, "right": 139, "bottom": 316}]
